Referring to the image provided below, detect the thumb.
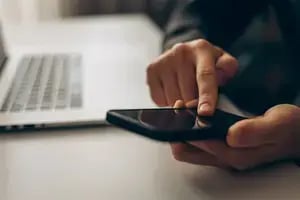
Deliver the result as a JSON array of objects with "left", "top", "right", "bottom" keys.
[{"left": 227, "top": 116, "right": 277, "bottom": 148}]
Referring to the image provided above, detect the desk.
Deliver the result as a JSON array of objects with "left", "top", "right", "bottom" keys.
[{"left": 1, "top": 15, "right": 300, "bottom": 200}]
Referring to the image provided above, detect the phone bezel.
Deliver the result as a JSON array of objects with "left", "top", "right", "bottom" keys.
[{"left": 106, "top": 108, "right": 246, "bottom": 142}]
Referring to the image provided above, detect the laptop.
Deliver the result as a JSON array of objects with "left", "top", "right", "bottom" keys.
[{"left": 0, "top": 20, "right": 156, "bottom": 130}]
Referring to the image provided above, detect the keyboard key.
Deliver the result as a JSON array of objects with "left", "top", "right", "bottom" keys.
[
  {"left": 11, "top": 57, "right": 41, "bottom": 112},
  {"left": 70, "top": 55, "right": 82, "bottom": 108},
  {"left": 26, "top": 59, "right": 44, "bottom": 110},
  {"left": 41, "top": 60, "right": 56, "bottom": 110},
  {"left": 1, "top": 57, "right": 31, "bottom": 112},
  {"left": 55, "top": 59, "right": 69, "bottom": 109},
  {"left": 1, "top": 54, "right": 83, "bottom": 113}
]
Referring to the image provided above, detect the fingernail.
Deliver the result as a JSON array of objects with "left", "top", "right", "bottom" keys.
[{"left": 198, "top": 103, "right": 211, "bottom": 113}]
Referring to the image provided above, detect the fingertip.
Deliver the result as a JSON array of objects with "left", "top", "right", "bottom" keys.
[
  {"left": 185, "top": 99, "right": 198, "bottom": 108},
  {"left": 198, "top": 102, "right": 214, "bottom": 116},
  {"left": 170, "top": 143, "right": 190, "bottom": 162},
  {"left": 173, "top": 100, "right": 185, "bottom": 108},
  {"left": 227, "top": 119, "right": 258, "bottom": 148},
  {"left": 156, "top": 100, "right": 168, "bottom": 107},
  {"left": 227, "top": 124, "right": 242, "bottom": 147}
]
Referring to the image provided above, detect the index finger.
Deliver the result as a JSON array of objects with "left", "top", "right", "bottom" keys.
[{"left": 195, "top": 48, "right": 222, "bottom": 116}]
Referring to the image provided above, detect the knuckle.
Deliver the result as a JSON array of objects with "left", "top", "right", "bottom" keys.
[
  {"left": 147, "top": 62, "right": 156, "bottom": 72},
  {"left": 146, "top": 65, "right": 162, "bottom": 88},
  {"left": 147, "top": 63, "right": 157, "bottom": 77},
  {"left": 172, "top": 43, "right": 189, "bottom": 52},
  {"left": 147, "top": 52, "right": 170, "bottom": 73},
  {"left": 172, "top": 43, "right": 191, "bottom": 56},
  {"left": 197, "top": 68, "right": 215, "bottom": 79},
  {"left": 194, "top": 39, "right": 211, "bottom": 49}
]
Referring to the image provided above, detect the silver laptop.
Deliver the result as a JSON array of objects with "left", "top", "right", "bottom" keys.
[{"left": 0, "top": 22, "right": 154, "bottom": 130}]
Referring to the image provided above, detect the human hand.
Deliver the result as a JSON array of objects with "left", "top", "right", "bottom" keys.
[
  {"left": 171, "top": 102, "right": 300, "bottom": 170},
  {"left": 147, "top": 39, "right": 238, "bottom": 115}
]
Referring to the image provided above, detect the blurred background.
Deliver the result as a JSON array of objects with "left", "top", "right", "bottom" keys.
[
  {"left": 1, "top": 0, "right": 298, "bottom": 114},
  {"left": 0, "top": 0, "right": 175, "bottom": 28}
]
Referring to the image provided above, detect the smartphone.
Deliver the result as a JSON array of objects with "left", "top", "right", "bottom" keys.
[{"left": 106, "top": 108, "right": 247, "bottom": 142}]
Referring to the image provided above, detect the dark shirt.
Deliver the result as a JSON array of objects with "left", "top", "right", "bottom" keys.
[{"left": 163, "top": 0, "right": 300, "bottom": 114}]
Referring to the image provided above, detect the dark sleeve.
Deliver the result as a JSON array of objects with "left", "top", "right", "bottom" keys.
[{"left": 163, "top": 0, "right": 269, "bottom": 50}]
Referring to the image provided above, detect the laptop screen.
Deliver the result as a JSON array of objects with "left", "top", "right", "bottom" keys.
[{"left": 0, "top": 23, "right": 7, "bottom": 69}]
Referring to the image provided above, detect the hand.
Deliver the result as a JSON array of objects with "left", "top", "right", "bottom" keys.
[
  {"left": 147, "top": 39, "right": 238, "bottom": 115},
  {"left": 171, "top": 102, "right": 300, "bottom": 170}
]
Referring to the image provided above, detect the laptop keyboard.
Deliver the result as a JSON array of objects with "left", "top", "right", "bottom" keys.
[{"left": 1, "top": 54, "right": 82, "bottom": 113}]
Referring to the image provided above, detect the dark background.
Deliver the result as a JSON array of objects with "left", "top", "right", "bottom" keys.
[{"left": 63, "top": 0, "right": 177, "bottom": 28}]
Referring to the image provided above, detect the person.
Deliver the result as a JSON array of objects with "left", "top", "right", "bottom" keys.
[{"left": 146, "top": 0, "right": 300, "bottom": 170}]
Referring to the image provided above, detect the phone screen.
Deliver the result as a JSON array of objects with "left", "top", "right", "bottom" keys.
[{"left": 113, "top": 108, "right": 245, "bottom": 132}]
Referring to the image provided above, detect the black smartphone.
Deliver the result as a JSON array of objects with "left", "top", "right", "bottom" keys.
[{"left": 106, "top": 108, "right": 247, "bottom": 142}]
